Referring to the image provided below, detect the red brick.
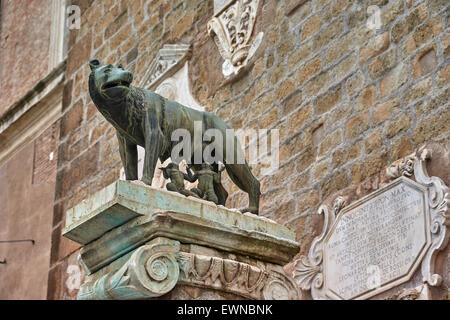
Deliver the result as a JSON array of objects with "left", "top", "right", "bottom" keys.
[{"left": 66, "top": 32, "right": 92, "bottom": 78}]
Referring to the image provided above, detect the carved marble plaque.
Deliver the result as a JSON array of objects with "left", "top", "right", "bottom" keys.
[
  {"left": 323, "top": 178, "right": 430, "bottom": 300},
  {"left": 293, "top": 148, "right": 449, "bottom": 300}
]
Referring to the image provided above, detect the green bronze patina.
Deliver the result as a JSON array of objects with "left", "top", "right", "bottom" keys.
[
  {"left": 88, "top": 59, "right": 261, "bottom": 214},
  {"left": 185, "top": 163, "right": 227, "bottom": 205}
]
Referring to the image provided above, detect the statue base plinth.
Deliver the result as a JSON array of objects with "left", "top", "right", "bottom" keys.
[{"left": 63, "top": 180, "right": 301, "bottom": 300}]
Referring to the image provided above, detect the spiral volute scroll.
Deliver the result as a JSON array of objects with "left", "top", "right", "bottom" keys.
[
  {"left": 129, "top": 247, "right": 180, "bottom": 298},
  {"left": 77, "top": 238, "right": 181, "bottom": 300}
]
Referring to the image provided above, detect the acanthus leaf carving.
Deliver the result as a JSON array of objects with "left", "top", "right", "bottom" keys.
[
  {"left": 208, "top": 0, "right": 263, "bottom": 77},
  {"left": 294, "top": 147, "right": 449, "bottom": 300}
]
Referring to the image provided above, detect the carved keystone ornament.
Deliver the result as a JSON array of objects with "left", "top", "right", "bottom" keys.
[{"left": 292, "top": 148, "right": 449, "bottom": 300}]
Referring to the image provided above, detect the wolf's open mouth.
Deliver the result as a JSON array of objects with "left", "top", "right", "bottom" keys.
[{"left": 103, "top": 80, "right": 130, "bottom": 89}]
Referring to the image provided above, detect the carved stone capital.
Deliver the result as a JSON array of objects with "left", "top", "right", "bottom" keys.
[
  {"left": 78, "top": 237, "right": 300, "bottom": 300},
  {"left": 208, "top": 0, "right": 263, "bottom": 77}
]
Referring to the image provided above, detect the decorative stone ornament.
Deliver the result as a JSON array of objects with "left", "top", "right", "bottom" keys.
[
  {"left": 292, "top": 148, "right": 449, "bottom": 300},
  {"left": 385, "top": 284, "right": 432, "bottom": 300},
  {"left": 140, "top": 44, "right": 192, "bottom": 90},
  {"left": 208, "top": 0, "right": 263, "bottom": 77},
  {"left": 78, "top": 237, "right": 299, "bottom": 300},
  {"left": 78, "top": 238, "right": 181, "bottom": 300},
  {"left": 389, "top": 148, "right": 449, "bottom": 288}
]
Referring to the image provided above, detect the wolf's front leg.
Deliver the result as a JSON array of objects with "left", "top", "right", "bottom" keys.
[
  {"left": 142, "top": 110, "right": 163, "bottom": 185},
  {"left": 117, "top": 132, "right": 138, "bottom": 180}
]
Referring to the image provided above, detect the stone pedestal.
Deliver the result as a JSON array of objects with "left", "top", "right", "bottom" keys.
[{"left": 62, "top": 180, "right": 301, "bottom": 300}]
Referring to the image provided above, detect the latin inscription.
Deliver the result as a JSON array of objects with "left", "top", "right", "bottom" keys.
[{"left": 324, "top": 181, "right": 428, "bottom": 300}]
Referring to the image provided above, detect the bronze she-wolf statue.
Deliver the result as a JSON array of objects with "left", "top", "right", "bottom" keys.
[{"left": 88, "top": 59, "right": 261, "bottom": 214}]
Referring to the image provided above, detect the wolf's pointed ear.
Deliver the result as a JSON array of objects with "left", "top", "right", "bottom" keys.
[
  {"left": 117, "top": 62, "right": 124, "bottom": 69},
  {"left": 89, "top": 59, "right": 101, "bottom": 71}
]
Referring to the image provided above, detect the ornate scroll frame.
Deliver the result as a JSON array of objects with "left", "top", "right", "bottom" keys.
[
  {"left": 78, "top": 237, "right": 300, "bottom": 300},
  {"left": 208, "top": 0, "right": 264, "bottom": 77},
  {"left": 292, "top": 148, "right": 449, "bottom": 300}
]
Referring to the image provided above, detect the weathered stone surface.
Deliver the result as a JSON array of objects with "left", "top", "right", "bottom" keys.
[
  {"left": 301, "top": 13, "right": 322, "bottom": 41},
  {"left": 368, "top": 48, "right": 397, "bottom": 80},
  {"left": 298, "top": 57, "right": 322, "bottom": 85},
  {"left": 345, "top": 113, "right": 369, "bottom": 141},
  {"left": 293, "top": 148, "right": 449, "bottom": 300},
  {"left": 359, "top": 32, "right": 390, "bottom": 65},
  {"left": 208, "top": 0, "right": 262, "bottom": 77}
]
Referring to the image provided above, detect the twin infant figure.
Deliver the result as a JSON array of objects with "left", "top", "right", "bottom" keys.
[{"left": 160, "top": 162, "right": 226, "bottom": 205}]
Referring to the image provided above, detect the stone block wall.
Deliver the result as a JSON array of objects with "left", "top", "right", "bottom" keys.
[
  {"left": 49, "top": 0, "right": 449, "bottom": 299},
  {"left": 0, "top": 0, "right": 53, "bottom": 116},
  {"left": 0, "top": 123, "right": 60, "bottom": 299}
]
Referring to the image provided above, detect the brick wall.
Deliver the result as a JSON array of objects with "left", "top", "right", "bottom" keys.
[
  {"left": 33, "top": 123, "right": 60, "bottom": 184},
  {"left": 49, "top": 0, "right": 450, "bottom": 299},
  {"left": 0, "top": 0, "right": 53, "bottom": 116}
]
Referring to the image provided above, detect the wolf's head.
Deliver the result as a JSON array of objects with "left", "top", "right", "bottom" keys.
[{"left": 88, "top": 59, "right": 133, "bottom": 102}]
